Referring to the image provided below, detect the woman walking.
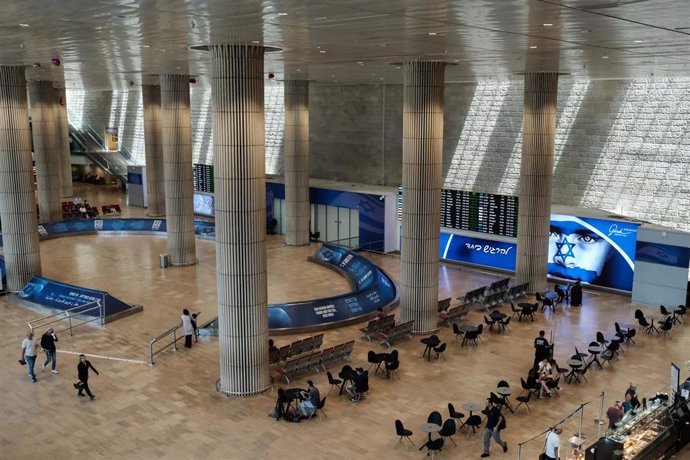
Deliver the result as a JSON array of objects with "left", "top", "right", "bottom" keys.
[{"left": 182, "top": 309, "right": 194, "bottom": 349}]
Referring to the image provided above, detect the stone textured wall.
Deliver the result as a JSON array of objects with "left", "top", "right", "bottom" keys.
[
  {"left": 67, "top": 78, "right": 690, "bottom": 231},
  {"left": 66, "top": 81, "right": 284, "bottom": 174}
]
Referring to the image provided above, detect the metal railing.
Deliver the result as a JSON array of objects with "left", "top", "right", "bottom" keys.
[
  {"left": 148, "top": 323, "right": 182, "bottom": 366},
  {"left": 27, "top": 299, "right": 105, "bottom": 337},
  {"left": 148, "top": 312, "right": 202, "bottom": 366}
]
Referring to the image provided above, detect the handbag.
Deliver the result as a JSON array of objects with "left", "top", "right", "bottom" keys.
[{"left": 73, "top": 381, "right": 85, "bottom": 390}]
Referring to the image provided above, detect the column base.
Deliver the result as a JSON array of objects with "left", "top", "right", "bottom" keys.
[
  {"left": 168, "top": 259, "right": 198, "bottom": 267},
  {"left": 411, "top": 327, "right": 441, "bottom": 336},
  {"left": 216, "top": 379, "right": 272, "bottom": 397}
]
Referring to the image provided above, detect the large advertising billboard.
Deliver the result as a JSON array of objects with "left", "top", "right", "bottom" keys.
[{"left": 440, "top": 214, "right": 640, "bottom": 291}]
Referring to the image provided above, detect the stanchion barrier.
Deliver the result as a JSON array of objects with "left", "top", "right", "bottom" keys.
[{"left": 516, "top": 399, "right": 593, "bottom": 459}]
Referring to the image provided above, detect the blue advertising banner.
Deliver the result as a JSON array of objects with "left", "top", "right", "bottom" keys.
[
  {"left": 268, "top": 244, "right": 397, "bottom": 331},
  {"left": 0, "top": 256, "right": 6, "bottom": 289},
  {"left": 441, "top": 214, "right": 640, "bottom": 291},
  {"left": 548, "top": 215, "right": 639, "bottom": 291},
  {"left": 635, "top": 241, "right": 690, "bottom": 268},
  {"left": 18, "top": 276, "right": 133, "bottom": 317},
  {"left": 193, "top": 192, "right": 215, "bottom": 217},
  {"left": 440, "top": 233, "right": 516, "bottom": 271}
]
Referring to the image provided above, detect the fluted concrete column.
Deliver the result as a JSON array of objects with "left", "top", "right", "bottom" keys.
[
  {"left": 283, "top": 80, "right": 310, "bottom": 246},
  {"left": 516, "top": 72, "right": 559, "bottom": 292},
  {"left": 160, "top": 75, "right": 195, "bottom": 265},
  {"left": 28, "top": 81, "right": 62, "bottom": 223},
  {"left": 400, "top": 61, "right": 445, "bottom": 334},
  {"left": 210, "top": 44, "right": 269, "bottom": 396},
  {"left": 142, "top": 84, "right": 166, "bottom": 217},
  {"left": 0, "top": 67, "right": 41, "bottom": 290},
  {"left": 55, "top": 87, "right": 73, "bottom": 198}
]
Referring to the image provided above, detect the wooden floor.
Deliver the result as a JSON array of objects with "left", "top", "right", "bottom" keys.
[{"left": 1, "top": 183, "right": 689, "bottom": 459}]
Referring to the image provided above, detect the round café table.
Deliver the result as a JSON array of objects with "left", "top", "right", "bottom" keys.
[
  {"left": 586, "top": 345, "right": 604, "bottom": 370},
  {"left": 566, "top": 359, "right": 583, "bottom": 383},
  {"left": 462, "top": 402, "right": 481, "bottom": 416},
  {"left": 496, "top": 386, "right": 514, "bottom": 413},
  {"left": 420, "top": 422, "right": 442, "bottom": 441}
]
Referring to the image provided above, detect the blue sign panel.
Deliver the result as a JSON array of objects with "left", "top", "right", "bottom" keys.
[
  {"left": 268, "top": 244, "right": 397, "bottom": 331},
  {"left": 18, "top": 276, "right": 132, "bottom": 317},
  {"left": 635, "top": 241, "right": 690, "bottom": 268},
  {"left": 440, "top": 233, "right": 516, "bottom": 271},
  {"left": 127, "top": 173, "right": 143, "bottom": 185},
  {"left": 0, "top": 256, "right": 6, "bottom": 288}
]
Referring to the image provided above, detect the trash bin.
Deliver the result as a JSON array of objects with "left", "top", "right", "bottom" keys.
[{"left": 160, "top": 253, "right": 169, "bottom": 268}]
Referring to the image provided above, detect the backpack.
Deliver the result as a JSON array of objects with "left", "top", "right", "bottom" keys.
[{"left": 40, "top": 333, "right": 50, "bottom": 349}]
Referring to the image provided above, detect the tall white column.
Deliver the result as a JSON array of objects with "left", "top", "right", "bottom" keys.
[
  {"left": 515, "top": 72, "right": 559, "bottom": 292},
  {"left": 55, "top": 86, "right": 73, "bottom": 198},
  {"left": 0, "top": 67, "right": 41, "bottom": 290},
  {"left": 283, "top": 80, "right": 310, "bottom": 246},
  {"left": 210, "top": 44, "right": 269, "bottom": 396},
  {"left": 142, "top": 84, "right": 166, "bottom": 217},
  {"left": 160, "top": 75, "right": 196, "bottom": 265},
  {"left": 400, "top": 61, "right": 446, "bottom": 334},
  {"left": 28, "top": 80, "right": 62, "bottom": 223}
]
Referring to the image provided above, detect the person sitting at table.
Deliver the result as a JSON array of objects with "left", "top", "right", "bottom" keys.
[
  {"left": 268, "top": 339, "right": 279, "bottom": 362},
  {"left": 606, "top": 401, "right": 624, "bottom": 430},
  {"left": 528, "top": 366, "right": 552, "bottom": 399},
  {"left": 555, "top": 286, "right": 566, "bottom": 304},
  {"left": 299, "top": 380, "right": 320, "bottom": 417},
  {"left": 346, "top": 367, "right": 369, "bottom": 402}
]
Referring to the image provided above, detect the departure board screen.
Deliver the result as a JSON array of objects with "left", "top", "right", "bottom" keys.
[
  {"left": 192, "top": 164, "right": 214, "bottom": 193},
  {"left": 440, "top": 189, "right": 518, "bottom": 237}
]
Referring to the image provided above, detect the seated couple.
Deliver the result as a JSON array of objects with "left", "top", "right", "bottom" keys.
[
  {"left": 528, "top": 359, "right": 561, "bottom": 398},
  {"left": 346, "top": 367, "right": 369, "bottom": 402}
]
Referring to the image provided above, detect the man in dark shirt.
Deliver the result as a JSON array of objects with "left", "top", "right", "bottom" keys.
[
  {"left": 481, "top": 400, "right": 508, "bottom": 457},
  {"left": 299, "top": 380, "right": 320, "bottom": 417},
  {"left": 534, "top": 330, "right": 551, "bottom": 368},
  {"left": 40, "top": 328, "right": 58, "bottom": 373},
  {"left": 76, "top": 354, "right": 99, "bottom": 400}
]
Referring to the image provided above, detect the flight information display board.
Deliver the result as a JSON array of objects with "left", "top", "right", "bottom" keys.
[
  {"left": 440, "top": 189, "right": 518, "bottom": 237},
  {"left": 192, "top": 164, "right": 214, "bottom": 193}
]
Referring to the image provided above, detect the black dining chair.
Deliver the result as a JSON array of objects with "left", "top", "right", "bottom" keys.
[
  {"left": 660, "top": 305, "right": 671, "bottom": 322},
  {"left": 448, "top": 403, "right": 465, "bottom": 424},
  {"left": 434, "top": 343, "right": 447, "bottom": 361},
  {"left": 600, "top": 347, "right": 615, "bottom": 368},
  {"left": 464, "top": 414, "right": 482, "bottom": 436},
  {"left": 428, "top": 411, "right": 443, "bottom": 426},
  {"left": 499, "top": 316, "right": 511, "bottom": 333},
  {"left": 484, "top": 315, "right": 496, "bottom": 331},
  {"left": 307, "top": 397, "right": 327, "bottom": 422},
  {"left": 510, "top": 302, "right": 521, "bottom": 317},
  {"left": 420, "top": 438, "right": 444, "bottom": 459},
  {"left": 452, "top": 323, "right": 464, "bottom": 342},
  {"left": 463, "top": 329, "right": 478, "bottom": 347},
  {"left": 476, "top": 324, "right": 484, "bottom": 342},
  {"left": 547, "top": 376, "right": 561, "bottom": 397},
  {"left": 385, "top": 360, "right": 400, "bottom": 380},
  {"left": 395, "top": 419, "right": 416, "bottom": 449},
  {"left": 596, "top": 331, "right": 608, "bottom": 347},
  {"left": 368, "top": 350, "right": 385, "bottom": 373},
  {"left": 515, "top": 388, "right": 533, "bottom": 414},
  {"left": 520, "top": 377, "right": 534, "bottom": 395},
  {"left": 625, "top": 328, "right": 637, "bottom": 345},
  {"left": 676, "top": 305, "right": 686, "bottom": 323},
  {"left": 439, "top": 419, "right": 457, "bottom": 446},
  {"left": 326, "top": 371, "right": 342, "bottom": 396}
]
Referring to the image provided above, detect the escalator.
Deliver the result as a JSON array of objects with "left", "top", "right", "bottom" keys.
[{"left": 68, "top": 122, "right": 130, "bottom": 181}]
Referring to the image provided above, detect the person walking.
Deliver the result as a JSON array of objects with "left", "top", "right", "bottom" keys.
[
  {"left": 20, "top": 331, "right": 38, "bottom": 382},
  {"left": 533, "top": 330, "right": 551, "bottom": 368},
  {"left": 481, "top": 400, "right": 508, "bottom": 457},
  {"left": 40, "top": 328, "right": 59, "bottom": 373},
  {"left": 570, "top": 279, "right": 583, "bottom": 307},
  {"left": 182, "top": 309, "right": 194, "bottom": 349},
  {"left": 76, "top": 354, "right": 99, "bottom": 400}
]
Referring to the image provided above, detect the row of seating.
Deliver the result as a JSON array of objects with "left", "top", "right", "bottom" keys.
[
  {"left": 271, "top": 333, "right": 324, "bottom": 363},
  {"left": 62, "top": 201, "right": 100, "bottom": 219},
  {"left": 462, "top": 281, "right": 530, "bottom": 309},
  {"left": 101, "top": 204, "right": 122, "bottom": 215},
  {"left": 379, "top": 320, "right": 414, "bottom": 347},
  {"left": 359, "top": 315, "right": 395, "bottom": 341},
  {"left": 438, "top": 304, "right": 470, "bottom": 327},
  {"left": 282, "top": 340, "right": 354, "bottom": 383},
  {"left": 486, "top": 277, "right": 511, "bottom": 295}
]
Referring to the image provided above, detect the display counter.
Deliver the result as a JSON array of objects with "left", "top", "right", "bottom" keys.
[{"left": 586, "top": 399, "right": 676, "bottom": 460}]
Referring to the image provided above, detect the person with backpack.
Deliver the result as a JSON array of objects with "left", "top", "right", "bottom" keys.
[
  {"left": 40, "top": 328, "right": 59, "bottom": 373},
  {"left": 481, "top": 400, "right": 508, "bottom": 457}
]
